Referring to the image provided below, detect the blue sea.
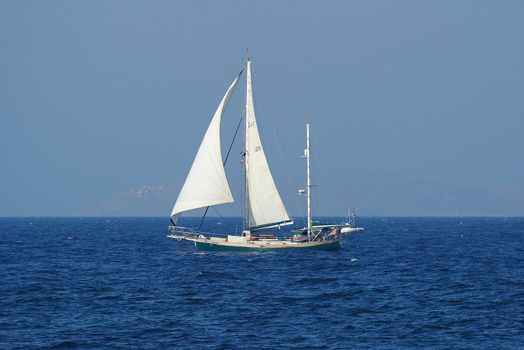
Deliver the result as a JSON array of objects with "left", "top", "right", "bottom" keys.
[{"left": 1, "top": 217, "right": 523, "bottom": 349}]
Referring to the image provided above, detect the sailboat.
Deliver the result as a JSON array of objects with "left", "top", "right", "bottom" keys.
[
  {"left": 167, "top": 59, "right": 340, "bottom": 251},
  {"left": 306, "top": 208, "right": 364, "bottom": 235},
  {"left": 340, "top": 208, "right": 364, "bottom": 234}
]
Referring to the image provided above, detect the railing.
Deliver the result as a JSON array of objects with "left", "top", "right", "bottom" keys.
[
  {"left": 167, "top": 225, "right": 340, "bottom": 242},
  {"left": 167, "top": 226, "right": 229, "bottom": 239}
]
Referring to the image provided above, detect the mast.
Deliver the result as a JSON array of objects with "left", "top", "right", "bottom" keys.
[
  {"left": 306, "top": 123, "right": 312, "bottom": 240},
  {"left": 243, "top": 59, "right": 251, "bottom": 233}
]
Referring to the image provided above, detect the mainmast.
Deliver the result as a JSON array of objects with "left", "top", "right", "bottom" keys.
[{"left": 243, "top": 59, "right": 251, "bottom": 234}]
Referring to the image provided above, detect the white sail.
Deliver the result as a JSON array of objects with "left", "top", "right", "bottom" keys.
[
  {"left": 171, "top": 72, "right": 242, "bottom": 224},
  {"left": 245, "top": 60, "right": 292, "bottom": 230}
]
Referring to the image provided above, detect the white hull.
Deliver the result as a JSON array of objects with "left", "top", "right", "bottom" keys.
[{"left": 340, "top": 226, "right": 364, "bottom": 234}]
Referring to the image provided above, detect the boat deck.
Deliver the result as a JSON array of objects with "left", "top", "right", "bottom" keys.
[{"left": 167, "top": 233, "right": 340, "bottom": 251}]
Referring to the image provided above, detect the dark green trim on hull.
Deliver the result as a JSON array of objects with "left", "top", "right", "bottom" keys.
[{"left": 194, "top": 240, "right": 340, "bottom": 252}]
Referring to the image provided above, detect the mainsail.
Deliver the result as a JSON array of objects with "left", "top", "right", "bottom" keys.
[
  {"left": 170, "top": 72, "right": 242, "bottom": 224},
  {"left": 244, "top": 60, "right": 293, "bottom": 231}
]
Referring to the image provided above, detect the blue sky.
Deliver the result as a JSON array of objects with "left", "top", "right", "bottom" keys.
[{"left": 1, "top": 1, "right": 523, "bottom": 216}]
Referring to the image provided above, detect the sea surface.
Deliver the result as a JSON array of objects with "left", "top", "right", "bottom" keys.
[{"left": 1, "top": 217, "right": 523, "bottom": 349}]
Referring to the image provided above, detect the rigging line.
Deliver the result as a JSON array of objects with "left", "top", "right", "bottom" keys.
[
  {"left": 311, "top": 125, "right": 332, "bottom": 176},
  {"left": 240, "top": 152, "right": 245, "bottom": 231},
  {"left": 301, "top": 117, "right": 310, "bottom": 229},
  {"left": 225, "top": 113, "right": 245, "bottom": 164},
  {"left": 233, "top": 109, "right": 247, "bottom": 228},
  {"left": 252, "top": 68, "right": 304, "bottom": 221},
  {"left": 309, "top": 114, "right": 330, "bottom": 219},
  {"left": 309, "top": 127, "right": 321, "bottom": 218},
  {"left": 210, "top": 205, "right": 223, "bottom": 217},
  {"left": 198, "top": 114, "right": 245, "bottom": 230}
]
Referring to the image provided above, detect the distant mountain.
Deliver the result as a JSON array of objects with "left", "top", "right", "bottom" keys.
[
  {"left": 79, "top": 180, "right": 182, "bottom": 217},
  {"left": 80, "top": 172, "right": 524, "bottom": 217},
  {"left": 313, "top": 172, "right": 524, "bottom": 217}
]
